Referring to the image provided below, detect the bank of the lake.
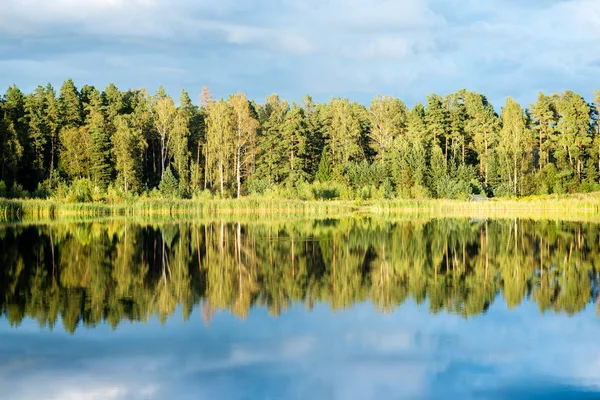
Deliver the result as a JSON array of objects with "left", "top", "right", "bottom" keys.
[{"left": 1, "top": 192, "right": 600, "bottom": 222}]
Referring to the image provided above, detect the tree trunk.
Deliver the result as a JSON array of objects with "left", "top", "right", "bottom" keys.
[
  {"left": 204, "top": 149, "right": 208, "bottom": 190},
  {"left": 49, "top": 138, "right": 55, "bottom": 188},
  {"left": 539, "top": 130, "right": 543, "bottom": 171},
  {"left": 219, "top": 159, "right": 224, "bottom": 197},
  {"left": 196, "top": 141, "right": 201, "bottom": 189},
  {"left": 236, "top": 149, "right": 241, "bottom": 198},
  {"left": 513, "top": 158, "right": 517, "bottom": 195},
  {"left": 161, "top": 130, "right": 167, "bottom": 178},
  {"left": 484, "top": 130, "right": 489, "bottom": 185}
]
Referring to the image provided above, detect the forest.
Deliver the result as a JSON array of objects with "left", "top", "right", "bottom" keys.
[
  {"left": 1, "top": 218, "right": 598, "bottom": 333},
  {"left": 0, "top": 79, "right": 599, "bottom": 202}
]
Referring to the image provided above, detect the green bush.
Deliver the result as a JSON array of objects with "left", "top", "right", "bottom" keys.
[
  {"left": 159, "top": 167, "right": 179, "bottom": 198},
  {"left": 493, "top": 183, "right": 515, "bottom": 198},
  {"left": 66, "top": 178, "right": 94, "bottom": 203},
  {"left": 192, "top": 189, "right": 213, "bottom": 200},
  {"left": 34, "top": 181, "right": 51, "bottom": 199},
  {"left": 247, "top": 177, "right": 271, "bottom": 196},
  {"left": 0, "top": 181, "right": 7, "bottom": 198},
  {"left": 10, "top": 183, "right": 29, "bottom": 199},
  {"left": 311, "top": 182, "right": 341, "bottom": 200},
  {"left": 410, "top": 184, "right": 430, "bottom": 199}
]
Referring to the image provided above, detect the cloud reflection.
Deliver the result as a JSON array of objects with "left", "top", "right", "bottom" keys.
[{"left": 2, "top": 301, "right": 600, "bottom": 399}]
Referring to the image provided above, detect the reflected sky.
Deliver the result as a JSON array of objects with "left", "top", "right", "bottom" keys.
[{"left": 3, "top": 297, "right": 600, "bottom": 400}]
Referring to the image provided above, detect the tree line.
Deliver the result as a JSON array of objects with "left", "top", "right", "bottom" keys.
[
  {"left": 1, "top": 79, "right": 599, "bottom": 201},
  {"left": 1, "top": 218, "right": 598, "bottom": 333}
]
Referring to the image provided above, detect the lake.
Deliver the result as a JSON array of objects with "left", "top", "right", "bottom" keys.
[{"left": 1, "top": 217, "right": 600, "bottom": 399}]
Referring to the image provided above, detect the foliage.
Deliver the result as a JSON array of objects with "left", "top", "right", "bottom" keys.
[
  {"left": 159, "top": 167, "right": 180, "bottom": 198},
  {"left": 0, "top": 80, "right": 599, "bottom": 202}
]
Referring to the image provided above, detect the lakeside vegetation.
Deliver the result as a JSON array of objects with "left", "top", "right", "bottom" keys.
[
  {"left": 2, "top": 218, "right": 599, "bottom": 333},
  {"left": 1, "top": 192, "right": 600, "bottom": 221},
  {"left": 1, "top": 80, "right": 600, "bottom": 206}
]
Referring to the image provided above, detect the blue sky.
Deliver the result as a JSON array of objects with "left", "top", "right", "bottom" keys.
[
  {"left": 1, "top": 0, "right": 599, "bottom": 107},
  {"left": 2, "top": 299, "right": 600, "bottom": 399}
]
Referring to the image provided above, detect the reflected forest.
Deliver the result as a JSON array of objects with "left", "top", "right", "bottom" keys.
[{"left": 1, "top": 218, "right": 599, "bottom": 333}]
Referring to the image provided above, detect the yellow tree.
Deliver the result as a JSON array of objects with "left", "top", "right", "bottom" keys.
[
  {"left": 229, "top": 93, "right": 259, "bottom": 198},
  {"left": 152, "top": 88, "right": 177, "bottom": 178},
  {"left": 205, "top": 100, "right": 234, "bottom": 196},
  {"left": 368, "top": 95, "right": 407, "bottom": 162}
]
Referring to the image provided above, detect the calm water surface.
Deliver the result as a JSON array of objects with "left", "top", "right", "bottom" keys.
[{"left": 1, "top": 217, "right": 600, "bottom": 399}]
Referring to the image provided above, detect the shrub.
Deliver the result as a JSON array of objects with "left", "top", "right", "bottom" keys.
[
  {"left": 66, "top": 178, "right": 94, "bottom": 203},
  {"left": 159, "top": 167, "right": 179, "bottom": 198},
  {"left": 311, "top": 182, "right": 341, "bottom": 200},
  {"left": 247, "top": 177, "right": 271, "bottom": 196},
  {"left": 192, "top": 189, "right": 213, "bottom": 200},
  {"left": 410, "top": 184, "right": 430, "bottom": 199},
  {"left": 10, "top": 183, "right": 29, "bottom": 199},
  {"left": 0, "top": 181, "right": 7, "bottom": 198}
]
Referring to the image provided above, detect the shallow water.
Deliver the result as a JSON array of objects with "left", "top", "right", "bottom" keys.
[{"left": 1, "top": 217, "right": 600, "bottom": 399}]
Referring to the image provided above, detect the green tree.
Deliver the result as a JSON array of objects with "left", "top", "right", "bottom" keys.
[
  {"left": 153, "top": 87, "right": 177, "bottom": 178},
  {"left": 59, "top": 126, "right": 91, "bottom": 180},
  {"left": 171, "top": 90, "right": 194, "bottom": 192},
  {"left": 0, "top": 113, "right": 23, "bottom": 183},
  {"left": 205, "top": 99, "right": 234, "bottom": 196},
  {"left": 529, "top": 92, "right": 558, "bottom": 172},
  {"left": 555, "top": 91, "right": 592, "bottom": 184},
  {"left": 112, "top": 115, "right": 147, "bottom": 193},
  {"left": 368, "top": 95, "right": 407, "bottom": 162},
  {"left": 86, "top": 87, "right": 113, "bottom": 188},
  {"left": 463, "top": 91, "right": 499, "bottom": 185},
  {"left": 58, "top": 78, "right": 82, "bottom": 128},
  {"left": 281, "top": 102, "right": 309, "bottom": 182},
  {"left": 229, "top": 93, "right": 259, "bottom": 198},
  {"left": 256, "top": 94, "right": 289, "bottom": 186},
  {"left": 326, "top": 98, "right": 364, "bottom": 174},
  {"left": 497, "top": 98, "right": 529, "bottom": 195}
]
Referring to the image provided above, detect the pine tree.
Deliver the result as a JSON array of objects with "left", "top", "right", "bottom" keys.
[
  {"left": 0, "top": 113, "right": 23, "bottom": 183},
  {"left": 281, "top": 102, "right": 309, "bottom": 183},
  {"left": 86, "top": 87, "right": 113, "bottom": 188},
  {"left": 255, "top": 94, "right": 289, "bottom": 186},
  {"left": 1, "top": 86, "right": 27, "bottom": 186},
  {"left": 464, "top": 91, "right": 499, "bottom": 185},
  {"left": 58, "top": 78, "right": 82, "bottom": 128},
  {"left": 302, "top": 95, "right": 325, "bottom": 178},
  {"left": 555, "top": 90, "right": 592, "bottom": 184},
  {"left": 159, "top": 166, "right": 179, "bottom": 198},
  {"left": 529, "top": 92, "right": 557, "bottom": 172},
  {"left": 44, "top": 84, "right": 60, "bottom": 188},
  {"left": 326, "top": 98, "right": 364, "bottom": 175},
  {"left": 425, "top": 94, "right": 449, "bottom": 155}
]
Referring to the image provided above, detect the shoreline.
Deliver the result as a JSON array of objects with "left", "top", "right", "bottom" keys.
[{"left": 1, "top": 193, "right": 599, "bottom": 222}]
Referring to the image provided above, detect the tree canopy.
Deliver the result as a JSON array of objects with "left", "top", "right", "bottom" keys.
[{"left": 1, "top": 80, "right": 599, "bottom": 200}]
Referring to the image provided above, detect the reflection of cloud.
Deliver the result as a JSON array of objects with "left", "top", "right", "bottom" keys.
[
  {"left": 6, "top": 377, "right": 158, "bottom": 400},
  {"left": 3, "top": 301, "right": 600, "bottom": 399}
]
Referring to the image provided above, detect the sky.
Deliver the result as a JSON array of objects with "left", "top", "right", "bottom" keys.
[
  {"left": 0, "top": 0, "right": 599, "bottom": 107},
  {"left": 2, "top": 300, "right": 600, "bottom": 400}
]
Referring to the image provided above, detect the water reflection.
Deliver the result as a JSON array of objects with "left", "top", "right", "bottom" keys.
[{"left": 1, "top": 218, "right": 599, "bottom": 333}]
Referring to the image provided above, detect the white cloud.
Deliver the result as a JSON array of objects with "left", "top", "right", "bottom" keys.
[{"left": 0, "top": 0, "right": 599, "bottom": 105}]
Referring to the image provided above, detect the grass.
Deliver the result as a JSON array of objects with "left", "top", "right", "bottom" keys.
[{"left": 1, "top": 192, "right": 599, "bottom": 222}]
